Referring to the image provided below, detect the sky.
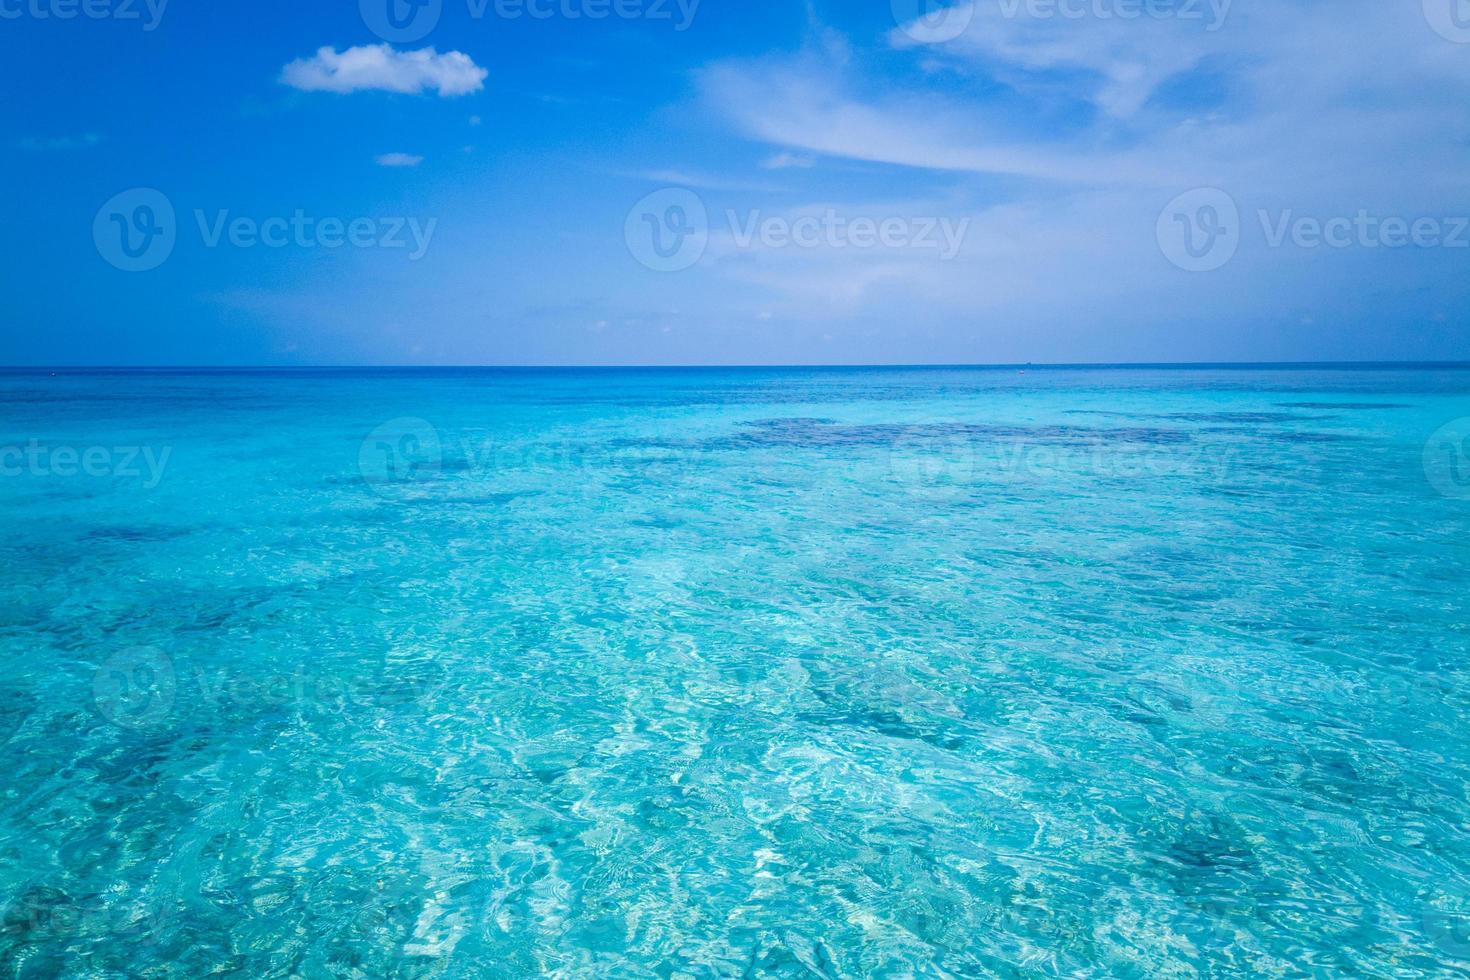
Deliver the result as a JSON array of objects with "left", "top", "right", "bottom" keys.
[{"left": 2, "top": 0, "right": 1469, "bottom": 366}]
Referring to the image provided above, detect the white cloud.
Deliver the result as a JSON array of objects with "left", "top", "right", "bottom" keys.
[
  {"left": 376, "top": 152, "right": 424, "bottom": 167},
  {"left": 280, "top": 45, "right": 487, "bottom": 97}
]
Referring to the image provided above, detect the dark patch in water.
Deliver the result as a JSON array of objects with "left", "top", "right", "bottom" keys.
[
  {"left": 1067, "top": 409, "right": 1322, "bottom": 424},
  {"left": 0, "top": 684, "right": 28, "bottom": 741},
  {"left": 530, "top": 766, "right": 569, "bottom": 785},
  {"left": 1148, "top": 815, "right": 1261, "bottom": 913},
  {"left": 796, "top": 707, "right": 967, "bottom": 752},
  {"left": 1159, "top": 412, "right": 1324, "bottom": 424},
  {"left": 1275, "top": 402, "right": 1412, "bottom": 410},
  {"left": 2, "top": 886, "right": 74, "bottom": 940},
  {"left": 423, "top": 493, "right": 534, "bottom": 507},
  {"left": 1196, "top": 427, "right": 1360, "bottom": 443},
  {"left": 1169, "top": 826, "right": 1255, "bottom": 874},
  {"left": 710, "top": 418, "right": 1193, "bottom": 450},
  {"left": 1264, "top": 431, "right": 1360, "bottom": 443},
  {"left": 630, "top": 516, "right": 683, "bottom": 530},
  {"left": 739, "top": 417, "right": 838, "bottom": 428},
  {"left": 80, "top": 525, "right": 191, "bottom": 544}
]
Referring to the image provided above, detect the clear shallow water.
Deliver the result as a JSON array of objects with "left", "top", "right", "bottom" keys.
[{"left": 2, "top": 365, "right": 1470, "bottom": 976}]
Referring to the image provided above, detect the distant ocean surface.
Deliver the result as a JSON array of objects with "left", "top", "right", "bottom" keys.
[{"left": 4, "top": 365, "right": 1470, "bottom": 976}]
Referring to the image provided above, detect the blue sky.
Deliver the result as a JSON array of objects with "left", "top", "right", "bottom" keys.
[{"left": 3, "top": 0, "right": 1468, "bottom": 365}]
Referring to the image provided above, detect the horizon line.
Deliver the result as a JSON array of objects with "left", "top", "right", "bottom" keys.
[{"left": 4, "top": 360, "right": 1470, "bottom": 372}]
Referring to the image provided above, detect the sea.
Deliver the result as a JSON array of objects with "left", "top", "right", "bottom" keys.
[{"left": 2, "top": 364, "right": 1469, "bottom": 975}]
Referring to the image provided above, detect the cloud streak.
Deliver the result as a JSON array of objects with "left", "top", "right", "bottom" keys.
[
  {"left": 762, "top": 151, "right": 816, "bottom": 170},
  {"left": 13, "top": 133, "right": 102, "bottom": 151},
  {"left": 376, "top": 152, "right": 424, "bottom": 167}
]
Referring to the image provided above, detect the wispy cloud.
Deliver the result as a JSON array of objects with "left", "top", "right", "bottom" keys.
[
  {"left": 13, "top": 133, "right": 102, "bottom": 151},
  {"left": 889, "top": 1, "right": 1224, "bottom": 119},
  {"left": 762, "top": 151, "right": 816, "bottom": 170},
  {"left": 650, "top": 2, "right": 1470, "bottom": 357},
  {"left": 630, "top": 168, "right": 784, "bottom": 193},
  {"left": 699, "top": 61, "right": 1164, "bottom": 185},
  {"left": 280, "top": 45, "right": 487, "bottom": 97},
  {"left": 702, "top": 3, "right": 1470, "bottom": 196},
  {"left": 376, "top": 152, "right": 424, "bottom": 167}
]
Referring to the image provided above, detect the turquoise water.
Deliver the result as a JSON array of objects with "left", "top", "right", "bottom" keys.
[{"left": 3, "top": 365, "right": 1470, "bottom": 976}]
